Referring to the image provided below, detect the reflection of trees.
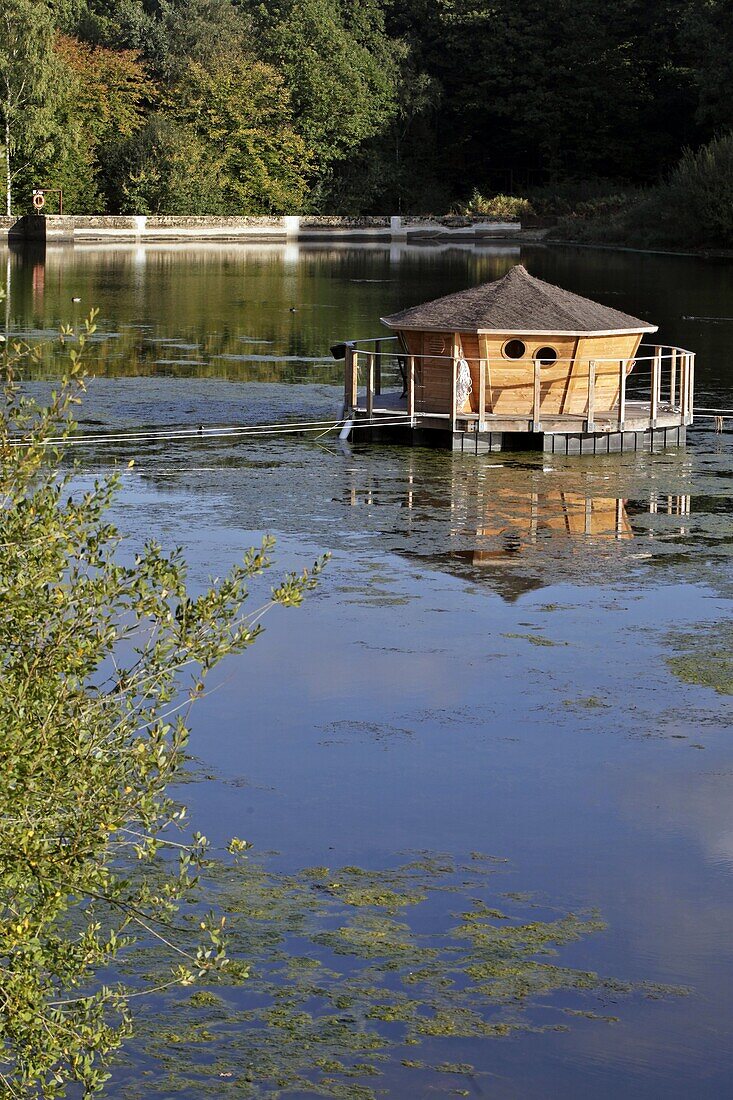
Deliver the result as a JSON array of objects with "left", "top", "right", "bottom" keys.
[{"left": 2, "top": 243, "right": 523, "bottom": 384}]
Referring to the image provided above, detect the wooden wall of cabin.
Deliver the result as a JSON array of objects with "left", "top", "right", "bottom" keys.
[
  {"left": 396, "top": 327, "right": 642, "bottom": 418},
  {"left": 397, "top": 329, "right": 645, "bottom": 417},
  {"left": 566, "top": 333, "right": 642, "bottom": 415}
]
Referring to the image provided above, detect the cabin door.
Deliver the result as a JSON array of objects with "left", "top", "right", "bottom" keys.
[{"left": 414, "top": 331, "right": 454, "bottom": 415}]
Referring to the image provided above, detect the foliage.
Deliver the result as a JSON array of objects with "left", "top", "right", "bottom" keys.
[
  {"left": 2, "top": 0, "right": 733, "bottom": 219},
  {"left": 100, "top": 114, "right": 229, "bottom": 215},
  {"left": 680, "top": 0, "right": 733, "bottom": 135},
  {"left": 0, "top": 304, "right": 326, "bottom": 1096},
  {"left": 665, "top": 133, "right": 733, "bottom": 245},
  {"left": 263, "top": 0, "right": 402, "bottom": 208},
  {"left": 410, "top": 0, "right": 696, "bottom": 189},
  {"left": 460, "top": 190, "right": 535, "bottom": 218},
  {"left": 554, "top": 132, "right": 733, "bottom": 249},
  {"left": 55, "top": 35, "right": 155, "bottom": 144},
  {"left": 179, "top": 56, "right": 311, "bottom": 214}
]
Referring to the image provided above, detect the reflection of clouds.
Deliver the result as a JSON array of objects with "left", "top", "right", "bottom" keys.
[
  {"left": 104, "top": 444, "right": 733, "bottom": 1093},
  {"left": 624, "top": 768, "right": 733, "bottom": 872},
  {"left": 711, "top": 826, "right": 733, "bottom": 866},
  {"left": 531, "top": 766, "right": 733, "bottom": 1094}
]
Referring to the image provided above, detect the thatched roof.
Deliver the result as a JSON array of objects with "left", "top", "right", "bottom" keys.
[{"left": 381, "top": 265, "right": 657, "bottom": 335}]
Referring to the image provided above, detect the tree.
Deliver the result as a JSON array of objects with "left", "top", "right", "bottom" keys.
[
  {"left": 79, "top": 0, "right": 249, "bottom": 79},
  {"left": 386, "top": 0, "right": 697, "bottom": 198},
  {"left": 0, "top": 305, "right": 326, "bottom": 1095},
  {"left": 680, "top": 0, "right": 733, "bottom": 136},
  {"left": 0, "top": 0, "right": 69, "bottom": 215},
  {"left": 264, "top": 0, "right": 401, "bottom": 208}
]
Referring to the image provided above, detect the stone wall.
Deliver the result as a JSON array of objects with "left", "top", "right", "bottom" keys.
[{"left": 3, "top": 214, "right": 521, "bottom": 244}]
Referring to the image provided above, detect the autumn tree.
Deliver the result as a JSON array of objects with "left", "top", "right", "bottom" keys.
[{"left": 55, "top": 35, "right": 155, "bottom": 145}]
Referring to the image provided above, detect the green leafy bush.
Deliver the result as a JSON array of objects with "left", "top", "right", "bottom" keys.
[
  {"left": 552, "top": 133, "right": 733, "bottom": 249},
  {"left": 460, "top": 190, "right": 535, "bottom": 219},
  {"left": 665, "top": 132, "right": 733, "bottom": 245},
  {"left": 567, "top": 195, "right": 635, "bottom": 221},
  {"left": 0, "top": 305, "right": 326, "bottom": 1096}
]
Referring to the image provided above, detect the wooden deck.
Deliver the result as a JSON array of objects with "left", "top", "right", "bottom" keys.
[
  {"left": 353, "top": 390, "right": 684, "bottom": 432},
  {"left": 344, "top": 340, "right": 694, "bottom": 454}
]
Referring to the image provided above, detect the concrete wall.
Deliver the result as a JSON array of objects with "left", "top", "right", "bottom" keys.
[{"left": 4, "top": 214, "right": 521, "bottom": 244}]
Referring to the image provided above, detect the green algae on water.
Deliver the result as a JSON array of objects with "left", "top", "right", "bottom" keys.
[
  {"left": 666, "top": 622, "right": 733, "bottom": 695},
  {"left": 116, "top": 853, "right": 683, "bottom": 1099},
  {"left": 502, "top": 632, "right": 569, "bottom": 647}
]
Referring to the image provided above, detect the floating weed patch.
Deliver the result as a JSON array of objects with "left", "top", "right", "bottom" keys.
[
  {"left": 121, "top": 855, "right": 684, "bottom": 1098},
  {"left": 562, "top": 695, "right": 611, "bottom": 710},
  {"left": 319, "top": 720, "right": 415, "bottom": 743},
  {"left": 666, "top": 622, "right": 733, "bottom": 695},
  {"left": 502, "top": 632, "right": 569, "bottom": 647}
]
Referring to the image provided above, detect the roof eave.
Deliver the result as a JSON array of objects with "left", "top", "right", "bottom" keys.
[{"left": 380, "top": 318, "right": 659, "bottom": 336}]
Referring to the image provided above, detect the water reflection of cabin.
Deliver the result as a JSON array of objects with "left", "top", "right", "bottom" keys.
[{"left": 341, "top": 265, "right": 695, "bottom": 454}]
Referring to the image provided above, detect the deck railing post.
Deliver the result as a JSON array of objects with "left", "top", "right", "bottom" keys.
[
  {"left": 651, "top": 348, "right": 660, "bottom": 427},
  {"left": 344, "top": 344, "right": 357, "bottom": 412},
  {"left": 374, "top": 339, "right": 382, "bottom": 396},
  {"left": 618, "top": 358, "right": 626, "bottom": 431},
  {"left": 478, "top": 358, "right": 487, "bottom": 432},
  {"left": 670, "top": 347, "right": 677, "bottom": 408},
  {"left": 450, "top": 356, "right": 457, "bottom": 431},
  {"left": 532, "top": 358, "right": 542, "bottom": 432},
  {"left": 688, "top": 353, "right": 695, "bottom": 423},
  {"left": 681, "top": 353, "right": 689, "bottom": 422},
  {"left": 586, "top": 360, "right": 596, "bottom": 432},
  {"left": 408, "top": 355, "right": 416, "bottom": 424},
  {"left": 366, "top": 352, "right": 374, "bottom": 419}
]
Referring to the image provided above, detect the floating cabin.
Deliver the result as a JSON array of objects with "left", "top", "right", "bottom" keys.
[{"left": 340, "top": 265, "right": 695, "bottom": 454}]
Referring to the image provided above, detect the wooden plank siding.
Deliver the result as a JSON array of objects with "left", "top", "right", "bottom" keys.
[
  {"left": 566, "top": 333, "right": 641, "bottom": 416},
  {"left": 403, "top": 331, "right": 454, "bottom": 414}
]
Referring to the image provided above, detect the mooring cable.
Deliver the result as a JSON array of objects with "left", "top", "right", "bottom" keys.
[{"left": 7, "top": 413, "right": 413, "bottom": 449}]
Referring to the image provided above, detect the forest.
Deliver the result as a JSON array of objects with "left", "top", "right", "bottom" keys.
[{"left": 2, "top": 0, "right": 733, "bottom": 235}]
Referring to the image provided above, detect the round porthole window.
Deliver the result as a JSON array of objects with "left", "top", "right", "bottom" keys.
[
  {"left": 535, "top": 345, "right": 558, "bottom": 366},
  {"left": 503, "top": 339, "right": 526, "bottom": 359}
]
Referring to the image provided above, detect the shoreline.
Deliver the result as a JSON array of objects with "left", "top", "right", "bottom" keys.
[
  {"left": 3, "top": 214, "right": 729, "bottom": 260},
  {"left": 545, "top": 237, "right": 733, "bottom": 261}
]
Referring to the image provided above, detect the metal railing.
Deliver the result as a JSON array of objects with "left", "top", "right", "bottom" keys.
[{"left": 343, "top": 340, "right": 695, "bottom": 432}]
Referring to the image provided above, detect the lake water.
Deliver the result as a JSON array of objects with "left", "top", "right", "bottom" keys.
[{"left": 5, "top": 239, "right": 733, "bottom": 1098}]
